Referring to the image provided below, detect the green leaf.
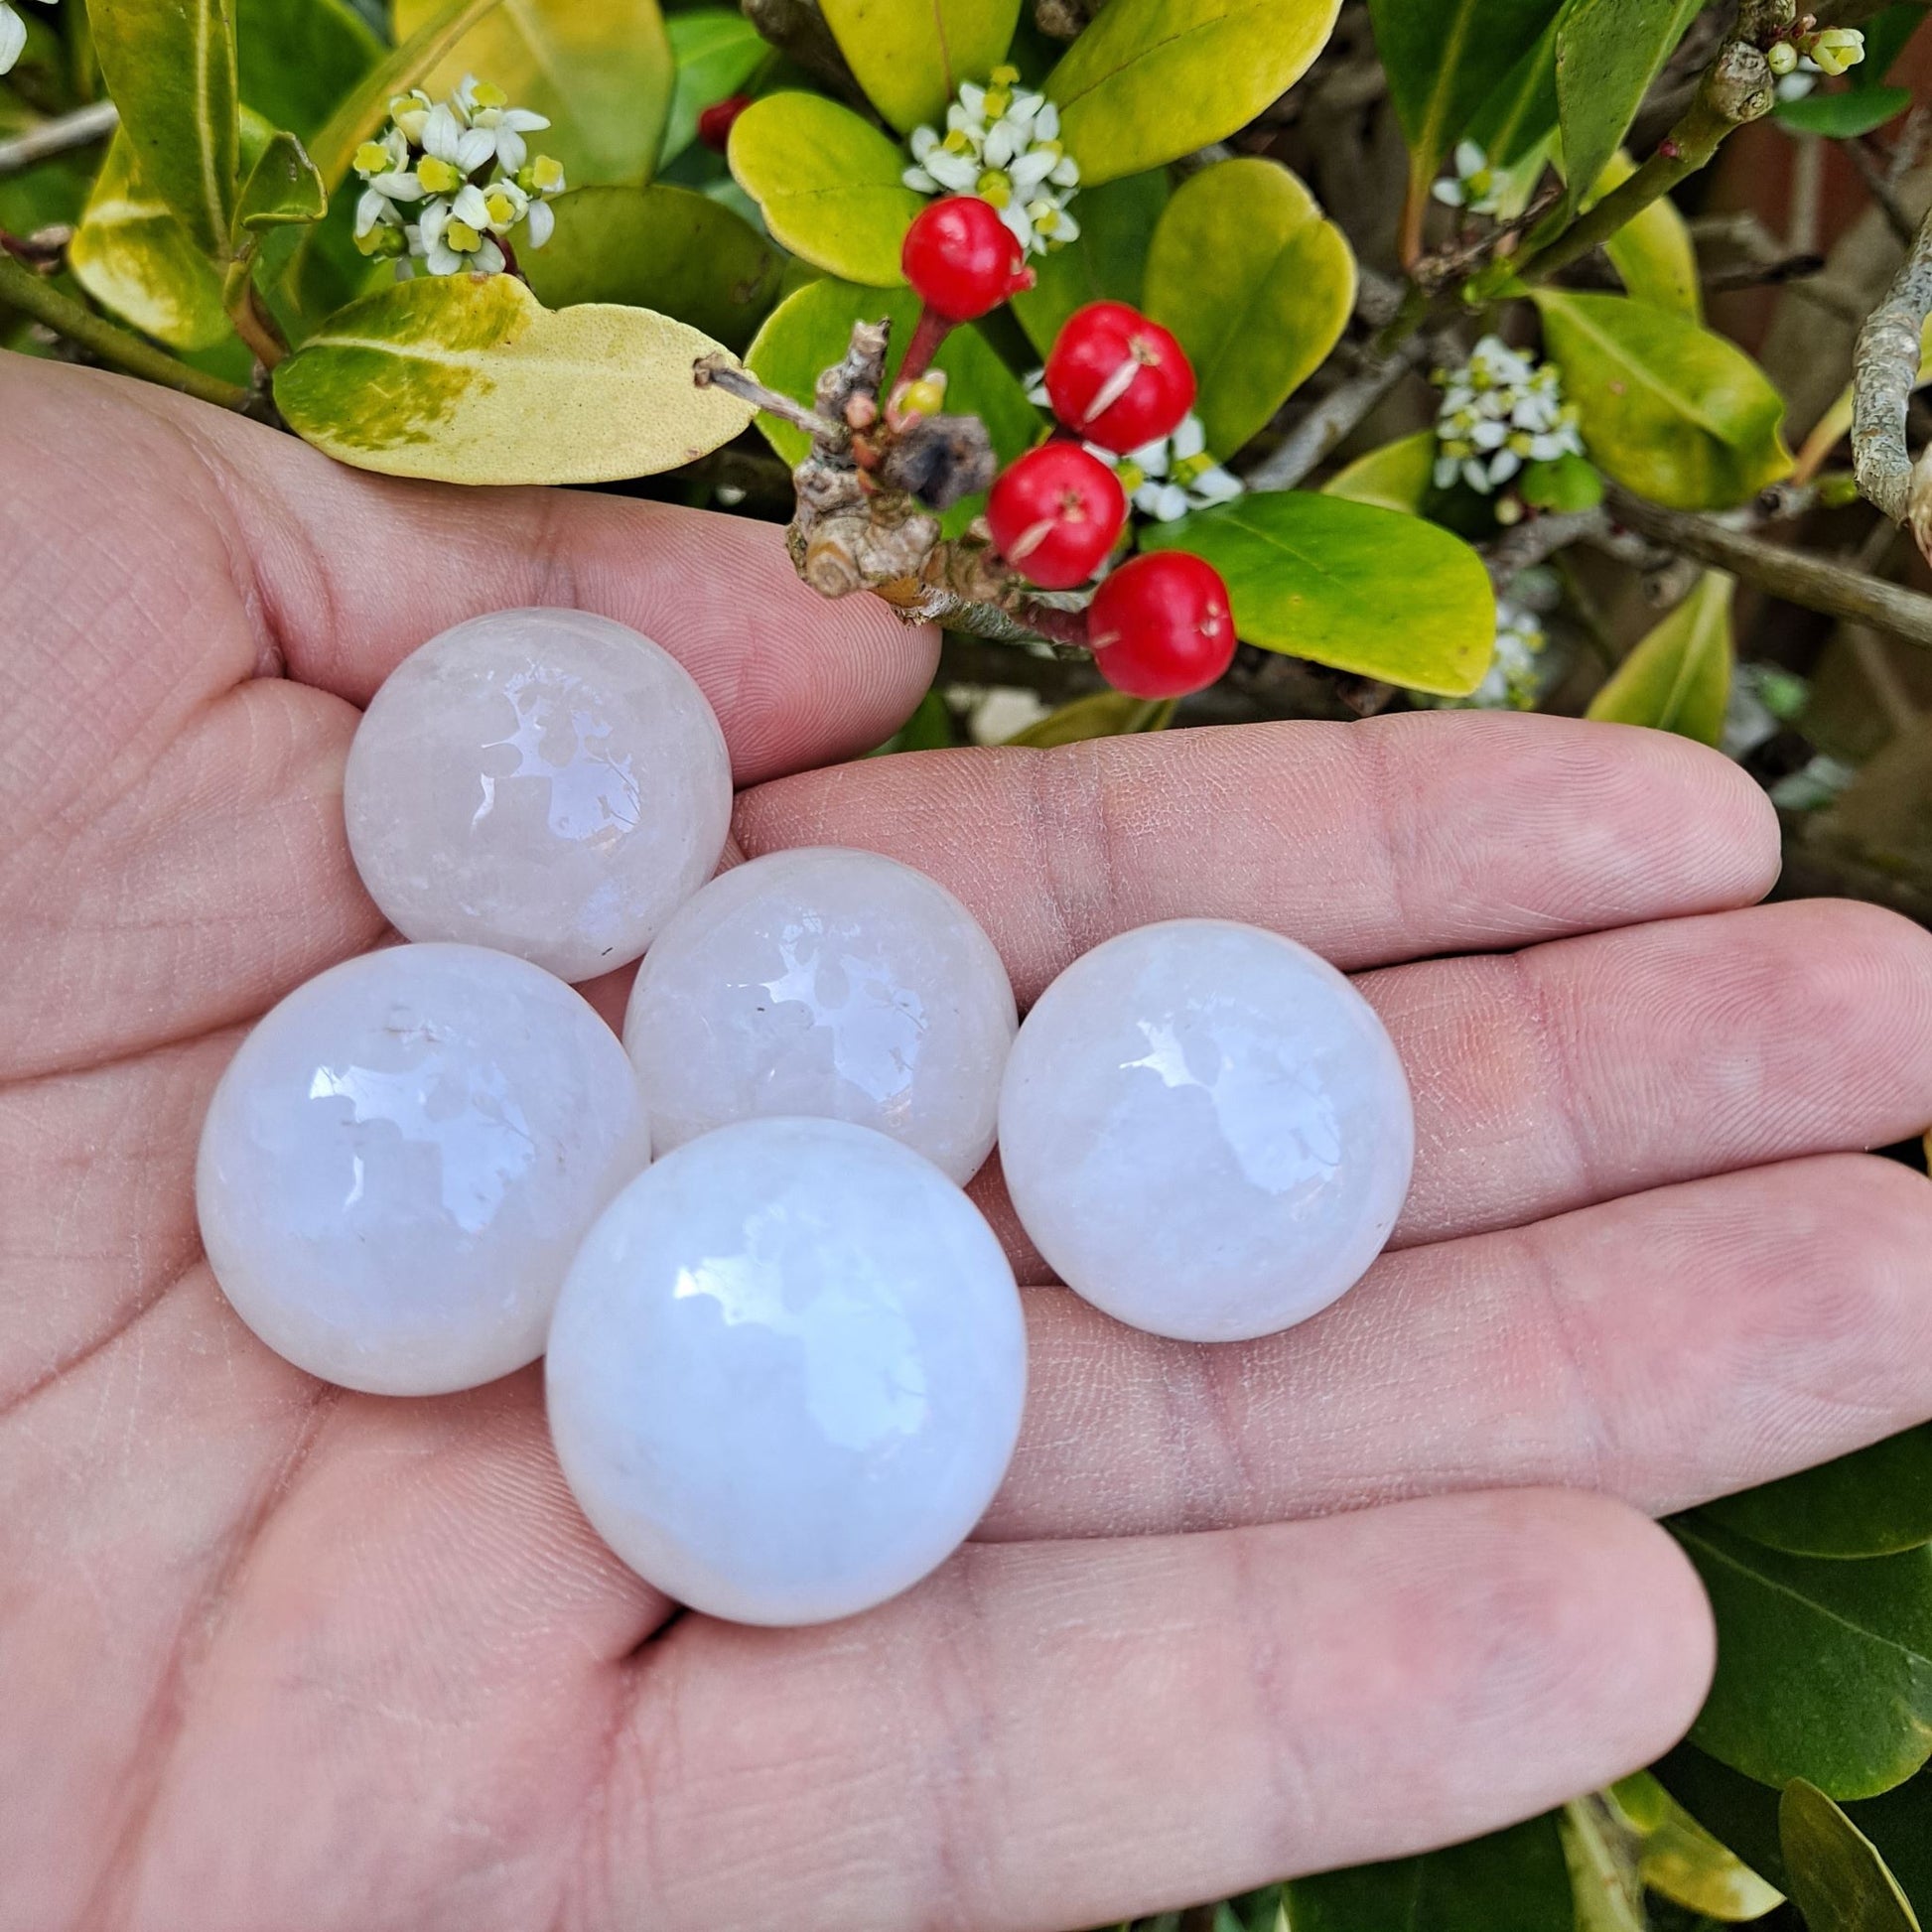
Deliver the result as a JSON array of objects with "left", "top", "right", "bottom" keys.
[
  {"left": 1520, "top": 450, "right": 1603, "bottom": 511},
  {"left": 1044, "top": 0, "right": 1342, "bottom": 186},
  {"left": 1533, "top": 289, "right": 1791, "bottom": 511},
  {"left": 1586, "top": 571, "right": 1730, "bottom": 744},
  {"left": 273, "top": 272, "right": 756, "bottom": 482},
  {"left": 1606, "top": 1772, "right": 1784, "bottom": 1921},
  {"left": 819, "top": 0, "right": 1023, "bottom": 134},
  {"left": 1284, "top": 1814, "right": 1575, "bottom": 1931},
  {"left": 1706, "top": 1429, "right": 1932, "bottom": 1561},
  {"left": 1551, "top": 0, "right": 1701, "bottom": 225},
  {"left": 661, "top": 9, "right": 767, "bottom": 166},
  {"left": 519, "top": 182, "right": 782, "bottom": 350},
  {"left": 870, "top": 688, "right": 957, "bottom": 755},
  {"left": 1011, "top": 170, "right": 1167, "bottom": 356},
  {"left": 729, "top": 92, "right": 924, "bottom": 286},
  {"left": 232, "top": 131, "right": 327, "bottom": 238},
  {"left": 1467, "top": 16, "right": 1559, "bottom": 168},
  {"left": 1368, "top": 0, "right": 1564, "bottom": 205},
  {"left": 1777, "top": 88, "right": 1915, "bottom": 139},
  {"left": 1006, "top": 691, "right": 1174, "bottom": 745},
  {"left": 1320, "top": 430, "right": 1436, "bottom": 514},
  {"left": 745, "top": 275, "right": 1041, "bottom": 533},
  {"left": 1143, "top": 157, "right": 1354, "bottom": 459},
  {"left": 1583, "top": 150, "right": 1700, "bottom": 318},
  {"left": 68, "top": 131, "right": 231, "bottom": 350},
  {"left": 89, "top": 0, "right": 240, "bottom": 262},
  {"left": 1782, "top": 1781, "right": 1924, "bottom": 1932},
  {"left": 235, "top": 0, "right": 382, "bottom": 143},
  {"left": 395, "top": 0, "right": 675, "bottom": 187},
  {"left": 1670, "top": 1515, "right": 1932, "bottom": 1800},
  {"left": 1140, "top": 491, "right": 1495, "bottom": 695}
]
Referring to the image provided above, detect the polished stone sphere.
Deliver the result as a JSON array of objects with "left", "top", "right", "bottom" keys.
[
  {"left": 197, "top": 944, "right": 651, "bottom": 1395},
  {"left": 545, "top": 1117, "right": 1027, "bottom": 1626},
  {"left": 344, "top": 608, "right": 733, "bottom": 983},
  {"left": 622, "top": 847, "right": 1016, "bottom": 1182},
  {"left": 998, "top": 919, "right": 1414, "bottom": 1342}
]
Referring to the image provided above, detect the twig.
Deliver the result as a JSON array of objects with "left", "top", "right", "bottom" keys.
[
  {"left": 1483, "top": 507, "right": 1617, "bottom": 588},
  {"left": 1243, "top": 335, "right": 1433, "bottom": 490},
  {"left": 0, "top": 99, "right": 118, "bottom": 178},
  {"left": 692, "top": 353, "right": 839, "bottom": 438},
  {"left": 1604, "top": 483, "right": 1932, "bottom": 648},
  {"left": 0, "top": 249, "right": 252, "bottom": 411},
  {"left": 1851, "top": 204, "right": 1932, "bottom": 557},
  {"left": 738, "top": 0, "right": 872, "bottom": 114}
]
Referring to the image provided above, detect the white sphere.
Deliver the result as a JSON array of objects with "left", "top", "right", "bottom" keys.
[
  {"left": 998, "top": 919, "right": 1414, "bottom": 1342},
  {"left": 545, "top": 1118, "right": 1027, "bottom": 1626},
  {"left": 622, "top": 847, "right": 1016, "bottom": 1182},
  {"left": 197, "top": 944, "right": 650, "bottom": 1395},
  {"left": 344, "top": 608, "right": 733, "bottom": 983}
]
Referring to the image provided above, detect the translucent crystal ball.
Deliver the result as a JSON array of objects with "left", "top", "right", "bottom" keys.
[
  {"left": 344, "top": 608, "right": 734, "bottom": 983},
  {"left": 545, "top": 1117, "right": 1028, "bottom": 1626},
  {"left": 998, "top": 919, "right": 1414, "bottom": 1342},
  {"left": 622, "top": 847, "right": 1017, "bottom": 1182},
  {"left": 197, "top": 943, "right": 651, "bottom": 1395}
]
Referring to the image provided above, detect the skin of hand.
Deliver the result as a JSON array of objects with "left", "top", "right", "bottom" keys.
[{"left": 5, "top": 351, "right": 1932, "bottom": 1932}]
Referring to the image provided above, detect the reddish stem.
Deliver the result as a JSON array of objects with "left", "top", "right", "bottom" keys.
[
  {"left": 897, "top": 306, "right": 955, "bottom": 388},
  {"left": 1014, "top": 600, "right": 1092, "bottom": 649}
]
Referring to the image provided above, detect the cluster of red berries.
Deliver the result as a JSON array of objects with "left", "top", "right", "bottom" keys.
[{"left": 899, "top": 198, "right": 1237, "bottom": 700}]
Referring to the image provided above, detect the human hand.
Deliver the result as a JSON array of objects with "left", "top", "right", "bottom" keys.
[{"left": 6, "top": 353, "right": 1932, "bottom": 1932}]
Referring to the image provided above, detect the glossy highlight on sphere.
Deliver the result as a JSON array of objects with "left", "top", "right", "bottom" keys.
[
  {"left": 998, "top": 919, "right": 1414, "bottom": 1342},
  {"left": 197, "top": 944, "right": 651, "bottom": 1395},
  {"left": 344, "top": 608, "right": 733, "bottom": 983},
  {"left": 623, "top": 847, "right": 1016, "bottom": 1181},
  {"left": 546, "top": 1118, "right": 1028, "bottom": 1626}
]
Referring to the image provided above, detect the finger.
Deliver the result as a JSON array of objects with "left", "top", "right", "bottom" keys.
[
  {"left": 7, "top": 360, "right": 937, "bottom": 784},
  {"left": 583, "top": 1490, "right": 1712, "bottom": 1932},
  {"left": 985, "top": 1154, "right": 1932, "bottom": 1542},
  {"left": 734, "top": 711, "right": 1780, "bottom": 994}
]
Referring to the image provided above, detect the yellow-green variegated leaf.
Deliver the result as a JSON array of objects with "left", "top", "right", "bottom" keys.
[
  {"left": 273, "top": 273, "right": 756, "bottom": 482},
  {"left": 1144, "top": 158, "right": 1354, "bottom": 458},
  {"left": 820, "top": 0, "right": 1023, "bottom": 135},
  {"left": 69, "top": 132, "right": 231, "bottom": 350},
  {"left": 1045, "top": 0, "right": 1342, "bottom": 186},
  {"left": 520, "top": 183, "right": 782, "bottom": 351},
  {"left": 1587, "top": 572, "right": 1731, "bottom": 744},
  {"left": 1140, "top": 490, "right": 1495, "bottom": 695},
  {"left": 1321, "top": 430, "right": 1436, "bottom": 513},
  {"left": 1534, "top": 289, "right": 1790, "bottom": 510},
  {"left": 233, "top": 132, "right": 328, "bottom": 238},
  {"left": 729, "top": 92, "right": 923, "bottom": 286},
  {"left": 395, "top": 0, "right": 675, "bottom": 187},
  {"left": 89, "top": 0, "right": 239, "bottom": 263}
]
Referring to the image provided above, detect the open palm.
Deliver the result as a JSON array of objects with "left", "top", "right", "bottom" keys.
[{"left": 7, "top": 353, "right": 1932, "bottom": 1932}]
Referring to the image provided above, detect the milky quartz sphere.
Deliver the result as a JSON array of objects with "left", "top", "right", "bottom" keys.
[
  {"left": 197, "top": 944, "right": 650, "bottom": 1395},
  {"left": 622, "top": 846, "right": 1017, "bottom": 1182},
  {"left": 999, "top": 919, "right": 1414, "bottom": 1343},
  {"left": 344, "top": 608, "right": 733, "bottom": 983},
  {"left": 545, "top": 1117, "right": 1027, "bottom": 1626}
]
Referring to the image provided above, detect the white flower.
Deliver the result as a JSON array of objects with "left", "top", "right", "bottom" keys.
[
  {"left": 455, "top": 73, "right": 551, "bottom": 174},
  {"left": 0, "top": 0, "right": 51, "bottom": 75},
  {"left": 415, "top": 190, "right": 506, "bottom": 276},
  {"left": 1432, "top": 336, "right": 1586, "bottom": 495},
  {"left": 1428, "top": 601, "right": 1547, "bottom": 711},
  {"left": 1804, "top": 27, "right": 1865, "bottom": 75},
  {"left": 1085, "top": 414, "right": 1245, "bottom": 522},
  {"left": 1431, "top": 139, "right": 1504, "bottom": 215},
  {"left": 351, "top": 127, "right": 425, "bottom": 239},
  {"left": 421, "top": 99, "right": 496, "bottom": 180},
  {"left": 900, "top": 66, "right": 1081, "bottom": 259}
]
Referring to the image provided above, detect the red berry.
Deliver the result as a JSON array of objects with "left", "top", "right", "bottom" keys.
[
  {"left": 1087, "top": 551, "right": 1235, "bottom": 698},
  {"left": 986, "top": 443, "right": 1128, "bottom": 590},
  {"left": 901, "top": 197, "right": 1035, "bottom": 322},
  {"left": 1043, "top": 301, "right": 1196, "bottom": 454},
  {"left": 699, "top": 94, "right": 752, "bottom": 152}
]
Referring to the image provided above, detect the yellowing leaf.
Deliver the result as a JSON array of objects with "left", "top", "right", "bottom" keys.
[
  {"left": 272, "top": 273, "right": 756, "bottom": 483},
  {"left": 395, "top": 0, "right": 675, "bottom": 187},
  {"left": 1587, "top": 572, "right": 1731, "bottom": 744},
  {"left": 1144, "top": 158, "right": 1354, "bottom": 459},
  {"left": 820, "top": 0, "right": 1022, "bottom": 134},
  {"left": 1608, "top": 1773, "right": 1784, "bottom": 1921},
  {"left": 1140, "top": 490, "right": 1495, "bottom": 695},
  {"left": 1045, "top": 0, "right": 1342, "bottom": 186},
  {"left": 1534, "top": 289, "right": 1791, "bottom": 511},
  {"left": 729, "top": 92, "right": 923, "bottom": 286},
  {"left": 1594, "top": 152, "right": 1701, "bottom": 318},
  {"left": 89, "top": 0, "right": 239, "bottom": 262},
  {"left": 69, "top": 132, "right": 230, "bottom": 350},
  {"left": 1321, "top": 430, "right": 1436, "bottom": 514}
]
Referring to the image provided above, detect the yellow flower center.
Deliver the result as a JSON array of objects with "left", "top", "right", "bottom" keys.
[
  {"left": 417, "top": 156, "right": 462, "bottom": 194},
  {"left": 445, "top": 217, "right": 482, "bottom": 251}
]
